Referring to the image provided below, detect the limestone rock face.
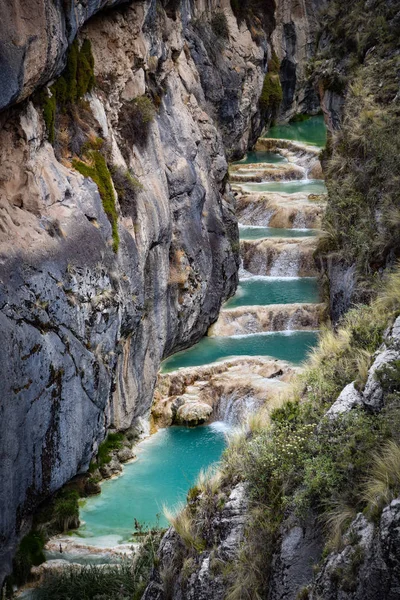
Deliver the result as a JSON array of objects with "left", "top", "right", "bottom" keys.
[
  {"left": 272, "top": 0, "right": 328, "bottom": 119},
  {"left": 0, "top": 0, "right": 271, "bottom": 583},
  {"left": 0, "top": 0, "right": 129, "bottom": 111},
  {"left": 310, "top": 501, "right": 400, "bottom": 600}
]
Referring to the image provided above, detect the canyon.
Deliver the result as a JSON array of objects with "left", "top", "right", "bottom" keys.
[{"left": 1, "top": 0, "right": 400, "bottom": 598}]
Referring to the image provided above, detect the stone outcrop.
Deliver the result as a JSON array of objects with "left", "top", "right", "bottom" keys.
[
  {"left": 0, "top": 0, "right": 273, "bottom": 583},
  {"left": 143, "top": 484, "right": 249, "bottom": 600},
  {"left": 152, "top": 357, "right": 298, "bottom": 429},
  {"left": 272, "top": 0, "right": 327, "bottom": 119},
  {"left": 310, "top": 501, "right": 400, "bottom": 600}
]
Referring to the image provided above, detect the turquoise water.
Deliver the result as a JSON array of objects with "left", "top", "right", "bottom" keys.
[
  {"left": 76, "top": 424, "right": 228, "bottom": 544},
  {"left": 239, "top": 225, "right": 317, "bottom": 240},
  {"left": 264, "top": 115, "right": 327, "bottom": 147},
  {"left": 224, "top": 277, "right": 320, "bottom": 308},
  {"left": 161, "top": 330, "right": 319, "bottom": 373},
  {"left": 233, "top": 151, "right": 287, "bottom": 165},
  {"left": 238, "top": 179, "right": 327, "bottom": 195}
]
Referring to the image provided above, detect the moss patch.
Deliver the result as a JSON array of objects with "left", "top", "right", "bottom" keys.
[{"left": 73, "top": 151, "right": 119, "bottom": 252}]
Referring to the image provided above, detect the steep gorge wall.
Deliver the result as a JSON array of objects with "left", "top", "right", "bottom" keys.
[
  {"left": 0, "top": 0, "right": 270, "bottom": 583},
  {"left": 273, "top": 0, "right": 326, "bottom": 119}
]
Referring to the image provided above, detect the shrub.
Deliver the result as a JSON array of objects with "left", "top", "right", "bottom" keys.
[
  {"left": 96, "top": 432, "right": 124, "bottom": 466},
  {"left": 259, "top": 72, "right": 283, "bottom": 112},
  {"left": 36, "top": 531, "right": 162, "bottom": 600},
  {"left": 73, "top": 152, "right": 120, "bottom": 252},
  {"left": 13, "top": 532, "right": 45, "bottom": 585},
  {"left": 363, "top": 441, "right": 400, "bottom": 516},
  {"left": 118, "top": 95, "right": 155, "bottom": 147},
  {"left": 111, "top": 168, "right": 143, "bottom": 217},
  {"left": 53, "top": 489, "right": 80, "bottom": 532},
  {"left": 39, "top": 38, "right": 96, "bottom": 142},
  {"left": 211, "top": 12, "right": 229, "bottom": 39}
]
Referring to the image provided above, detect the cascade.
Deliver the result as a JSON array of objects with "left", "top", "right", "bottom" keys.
[{"left": 42, "top": 116, "right": 327, "bottom": 567}]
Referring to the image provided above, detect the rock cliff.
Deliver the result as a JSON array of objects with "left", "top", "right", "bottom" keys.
[{"left": 0, "top": 0, "right": 274, "bottom": 584}]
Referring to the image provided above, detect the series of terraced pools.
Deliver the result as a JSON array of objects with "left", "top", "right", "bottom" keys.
[{"left": 69, "top": 115, "right": 327, "bottom": 550}]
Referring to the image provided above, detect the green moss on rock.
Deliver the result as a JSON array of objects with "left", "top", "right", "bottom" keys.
[{"left": 73, "top": 152, "right": 120, "bottom": 252}]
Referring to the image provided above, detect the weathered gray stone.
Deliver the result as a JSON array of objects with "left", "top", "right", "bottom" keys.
[
  {"left": 310, "top": 499, "right": 400, "bottom": 600},
  {"left": 117, "top": 447, "right": 135, "bottom": 463},
  {"left": 326, "top": 382, "right": 363, "bottom": 419},
  {"left": 143, "top": 484, "right": 248, "bottom": 600}
]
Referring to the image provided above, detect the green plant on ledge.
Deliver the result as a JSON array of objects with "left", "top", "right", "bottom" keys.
[
  {"left": 39, "top": 38, "right": 96, "bottom": 143},
  {"left": 72, "top": 151, "right": 120, "bottom": 252},
  {"left": 211, "top": 12, "right": 230, "bottom": 38},
  {"left": 260, "top": 51, "right": 283, "bottom": 112},
  {"left": 97, "top": 432, "right": 125, "bottom": 466}
]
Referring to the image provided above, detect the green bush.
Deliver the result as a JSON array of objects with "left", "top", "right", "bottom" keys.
[
  {"left": 211, "top": 12, "right": 229, "bottom": 39},
  {"left": 13, "top": 532, "right": 45, "bottom": 585},
  {"left": 259, "top": 72, "right": 283, "bottom": 112},
  {"left": 39, "top": 38, "right": 96, "bottom": 142},
  {"left": 73, "top": 152, "right": 120, "bottom": 252},
  {"left": 118, "top": 95, "right": 155, "bottom": 148},
  {"left": 97, "top": 433, "right": 124, "bottom": 466}
]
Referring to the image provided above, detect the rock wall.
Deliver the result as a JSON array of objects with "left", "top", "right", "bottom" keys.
[
  {"left": 0, "top": 0, "right": 270, "bottom": 584},
  {"left": 272, "top": 0, "right": 326, "bottom": 120},
  {"left": 0, "top": 0, "right": 130, "bottom": 112}
]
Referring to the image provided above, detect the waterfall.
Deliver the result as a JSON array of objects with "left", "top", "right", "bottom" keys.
[
  {"left": 217, "top": 392, "right": 261, "bottom": 425},
  {"left": 238, "top": 259, "right": 255, "bottom": 279},
  {"left": 292, "top": 212, "right": 308, "bottom": 229},
  {"left": 269, "top": 247, "right": 300, "bottom": 277}
]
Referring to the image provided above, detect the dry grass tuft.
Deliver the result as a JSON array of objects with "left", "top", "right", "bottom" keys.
[{"left": 363, "top": 440, "right": 400, "bottom": 513}]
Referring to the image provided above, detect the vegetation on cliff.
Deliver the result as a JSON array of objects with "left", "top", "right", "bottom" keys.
[
  {"left": 164, "top": 266, "right": 400, "bottom": 598},
  {"left": 36, "top": 531, "right": 163, "bottom": 600},
  {"left": 313, "top": 0, "right": 400, "bottom": 297},
  {"left": 259, "top": 52, "right": 283, "bottom": 114},
  {"left": 39, "top": 39, "right": 96, "bottom": 144},
  {"left": 73, "top": 149, "right": 120, "bottom": 252}
]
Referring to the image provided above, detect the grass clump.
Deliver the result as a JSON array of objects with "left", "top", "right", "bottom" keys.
[
  {"left": 164, "top": 505, "right": 206, "bottom": 553},
  {"left": 72, "top": 151, "right": 119, "bottom": 252},
  {"left": 118, "top": 95, "right": 155, "bottom": 148},
  {"left": 211, "top": 12, "right": 229, "bottom": 39},
  {"left": 363, "top": 440, "right": 400, "bottom": 517},
  {"left": 13, "top": 532, "right": 46, "bottom": 586},
  {"left": 36, "top": 531, "right": 162, "bottom": 600},
  {"left": 96, "top": 432, "right": 124, "bottom": 466}
]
